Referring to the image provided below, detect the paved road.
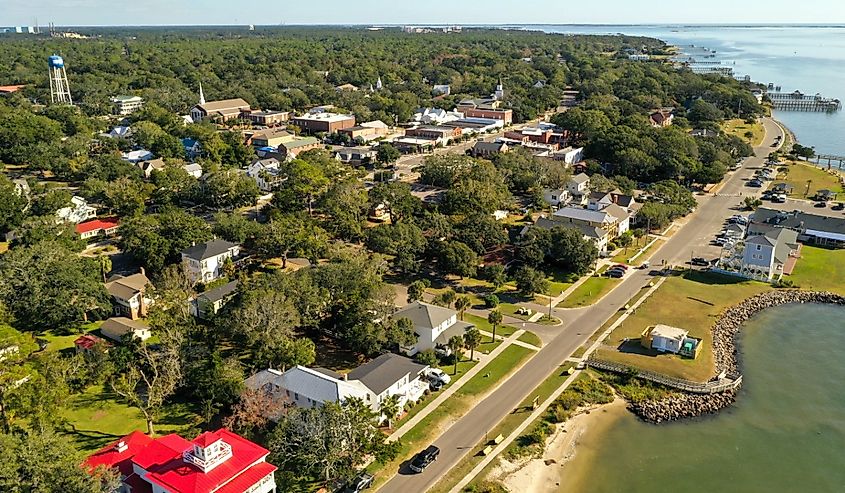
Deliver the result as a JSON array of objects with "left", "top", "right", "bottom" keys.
[{"left": 377, "top": 118, "right": 784, "bottom": 493}]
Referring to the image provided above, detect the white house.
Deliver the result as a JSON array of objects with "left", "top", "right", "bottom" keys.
[
  {"left": 111, "top": 95, "right": 144, "bottom": 115},
  {"left": 105, "top": 126, "right": 132, "bottom": 139},
  {"left": 551, "top": 204, "right": 630, "bottom": 238},
  {"left": 180, "top": 239, "right": 240, "bottom": 284},
  {"left": 566, "top": 173, "right": 591, "bottom": 205},
  {"left": 393, "top": 301, "right": 474, "bottom": 356},
  {"left": 552, "top": 146, "right": 585, "bottom": 165},
  {"left": 56, "top": 196, "right": 97, "bottom": 224},
  {"left": 526, "top": 216, "right": 610, "bottom": 255},
  {"left": 182, "top": 163, "right": 203, "bottom": 178},
  {"left": 121, "top": 149, "right": 154, "bottom": 163},
  {"left": 246, "top": 158, "right": 285, "bottom": 192},
  {"left": 542, "top": 188, "right": 570, "bottom": 208},
  {"left": 641, "top": 324, "right": 702, "bottom": 359},
  {"left": 245, "top": 353, "right": 429, "bottom": 415},
  {"left": 412, "top": 108, "right": 464, "bottom": 125},
  {"left": 738, "top": 228, "right": 800, "bottom": 282}
]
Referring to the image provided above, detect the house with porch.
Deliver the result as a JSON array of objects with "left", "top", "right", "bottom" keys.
[
  {"left": 105, "top": 271, "right": 153, "bottom": 320},
  {"left": 749, "top": 207, "right": 845, "bottom": 248},
  {"left": 245, "top": 353, "right": 429, "bottom": 416},
  {"left": 181, "top": 239, "right": 241, "bottom": 284},
  {"left": 393, "top": 301, "right": 473, "bottom": 356},
  {"left": 566, "top": 173, "right": 591, "bottom": 205},
  {"left": 85, "top": 429, "right": 277, "bottom": 493},
  {"left": 190, "top": 280, "right": 238, "bottom": 320},
  {"left": 100, "top": 317, "right": 152, "bottom": 342}
]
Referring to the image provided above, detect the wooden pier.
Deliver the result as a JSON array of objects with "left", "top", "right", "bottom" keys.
[
  {"left": 811, "top": 154, "right": 845, "bottom": 169},
  {"left": 768, "top": 90, "right": 842, "bottom": 112}
]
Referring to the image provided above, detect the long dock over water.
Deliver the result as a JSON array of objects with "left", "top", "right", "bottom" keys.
[{"left": 768, "top": 90, "right": 842, "bottom": 112}]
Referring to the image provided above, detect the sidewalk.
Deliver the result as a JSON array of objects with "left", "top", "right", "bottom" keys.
[
  {"left": 388, "top": 329, "right": 526, "bottom": 442},
  {"left": 447, "top": 277, "right": 667, "bottom": 493}
]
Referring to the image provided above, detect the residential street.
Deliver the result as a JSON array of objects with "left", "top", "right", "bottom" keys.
[{"left": 376, "top": 117, "right": 784, "bottom": 493}]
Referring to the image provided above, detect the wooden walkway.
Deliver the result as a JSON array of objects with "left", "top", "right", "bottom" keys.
[{"left": 586, "top": 357, "right": 742, "bottom": 394}]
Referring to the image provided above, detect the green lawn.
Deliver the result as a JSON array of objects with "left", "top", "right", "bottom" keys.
[
  {"left": 517, "top": 331, "right": 543, "bottom": 347},
  {"left": 62, "top": 385, "right": 203, "bottom": 453},
  {"left": 595, "top": 271, "right": 769, "bottom": 382},
  {"left": 369, "top": 345, "right": 535, "bottom": 491},
  {"left": 775, "top": 161, "right": 844, "bottom": 199},
  {"left": 40, "top": 321, "right": 103, "bottom": 353},
  {"left": 723, "top": 118, "right": 765, "bottom": 146},
  {"left": 557, "top": 276, "right": 619, "bottom": 308},
  {"left": 614, "top": 238, "right": 666, "bottom": 266},
  {"left": 789, "top": 245, "right": 845, "bottom": 294}
]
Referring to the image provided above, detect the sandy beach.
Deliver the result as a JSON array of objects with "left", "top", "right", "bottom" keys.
[{"left": 487, "top": 398, "right": 628, "bottom": 493}]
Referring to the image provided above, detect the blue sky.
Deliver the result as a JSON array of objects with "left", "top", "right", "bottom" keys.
[{"left": 3, "top": 0, "right": 845, "bottom": 26}]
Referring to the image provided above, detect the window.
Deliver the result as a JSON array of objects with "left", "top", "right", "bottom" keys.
[
  {"left": 294, "top": 393, "right": 299, "bottom": 400},
  {"left": 285, "top": 390, "right": 290, "bottom": 397},
  {"left": 756, "top": 245, "right": 762, "bottom": 251}
]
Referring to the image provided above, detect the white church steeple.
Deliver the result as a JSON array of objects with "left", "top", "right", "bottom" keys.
[
  {"left": 199, "top": 82, "right": 206, "bottom": 105},
  {"left": 494, "top": 78, "right": 504, "bottom": 101}
]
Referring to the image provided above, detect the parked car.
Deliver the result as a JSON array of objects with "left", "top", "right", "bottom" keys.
[
  {"left": 773, "top": 194, "right": 787, "bottom": 203},
  {"left": 611, "top": 264, "right": 629, "bottom": 271},
  {"left": 815, "top": 202, "right": 827, "bottom": 208},
  {"left": 606, "top": 269, "right": 625, "bottom": 278},
  {"left": 691, "top": 257, "right": 709, "bottom": 267},
  {"left": 410, "top": 445, "right": 440, "bottom": 473},
  {"left": 426, "top": 368, "right": 451, "bottom": 386},
  {"left": 833, "top": 202, "right": 845, "bottom": 211},
  {"left": 340, "top": 472, "right": 374, "bottom": 493},
  {"left": 639, "top": 261, "right": 650, "bottom": 269},
  {"left": 748, "top": 179, "right": 763, "bottom": 187},
  {"left": 434, "top": 345, "right": 452, "bottom": 358}
]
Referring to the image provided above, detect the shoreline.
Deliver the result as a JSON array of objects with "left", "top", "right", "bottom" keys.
[
  {"left": 488, "top": 398, "right": 628, "bottom": 493},
  {"left": 630, "top": 290, "right": 845, "bottom": 423}
]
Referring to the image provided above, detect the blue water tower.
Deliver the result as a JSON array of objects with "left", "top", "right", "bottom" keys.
[{"left": 48, "top": 55, "right": 65, "bottom": 68}]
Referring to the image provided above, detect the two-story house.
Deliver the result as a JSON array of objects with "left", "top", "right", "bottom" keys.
[
  {"left": 542, "top": 188, "right": 570, "bottom": 208},
  {"left": 246, "top": 158, "right": 285, "bottom": 192},
  {"left": 550, "top": 205, "right": 630, "bottom": 239},
  {"left": 566, "top": 173, "right": 591, "bottom": 206},
  {"left": 245, "top": 353, "right": 429, "bottom": 418},
  {"left": 180, "top": 239, "right": 240, "bottom": 284},
  {"left": 738, "top": 228, "right": 801, "bottom": 282},
  {"left": 85, "top": 429, "right": 277, "bottom": 493},
  {"left": 393, "top": 301, "right": 474, "bottom": 356},
  {"left": 190, "top": 280, "right": 238, "bottom": 320},
  {"left": 105, "top": 271, "right": 153, "bottom": 320},
  {"left": 56, "top": 196, "right": 97, "bottom": 224}
]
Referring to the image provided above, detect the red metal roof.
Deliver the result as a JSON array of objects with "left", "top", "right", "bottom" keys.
[
  {"left": 76, "top": 217, "right": 120, "bottom": 235},
  {"left": 74, "top": 334, "right": 104, "bottom": 350},
  {"left": 145, "top": 429, "right": 271, "bottom": 493},
  {"left": 86, "top": 429, "right": 274, "bottom": 493},
  {"left": 215, "top": 461, "right": 277, "bottom": 493},
  {"left": 84, "top": 430, "right": 153, "bottom": 478},
  {"left": 131, "top": 434, "right": 192, "bottom": 471}
]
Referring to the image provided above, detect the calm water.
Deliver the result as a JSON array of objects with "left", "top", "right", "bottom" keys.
[
  {"left": 526, "top": 25, "right": 845, "bottom": 157},
  {"left": 564, "top": 303, "right": 845, "bottom": 493}
]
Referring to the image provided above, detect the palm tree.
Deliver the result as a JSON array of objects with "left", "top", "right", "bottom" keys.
[
  {"left": 379, "top": 394, "right": 401, "bottom": 429},
  {"left": 463, "top": 327, "right": 482, "bottom": 361},
  {"left": 454, "top": 296, "right": 471, "bottom": 321},
  {"left": 488, "top": 309, "right": 503, "bottom": 343},
  {"left": 448, "top": 335, "right": 464, "bottom": 375}
]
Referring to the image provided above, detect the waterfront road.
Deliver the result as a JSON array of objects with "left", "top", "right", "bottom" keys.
[{"left": 376, "top": 118, "right": 784, "bottom": 493}]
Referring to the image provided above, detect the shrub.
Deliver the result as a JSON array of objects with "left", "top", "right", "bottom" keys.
[
  {"left": 415, "top": 349, "right": 439, "bottom": 367},
  {"left": 483, "top": 294, "right": 500, "bottom": 308}
]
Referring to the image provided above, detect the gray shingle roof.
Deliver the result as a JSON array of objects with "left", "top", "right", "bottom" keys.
[
  {"left": 180, "top": 239, "right": 239, "bottom": 261},
  {"left": 393, "top": 302, "right": 456, "bottom": 331},
  {"left": 198, "top": 280, "right": 239, "bottom": 303},
  {"left": 552, "top": 206, "right": 612, "bottom": 224},
  {"left": 347, "top": 353, "right": 428, "bottom": 395},
  {"left": 533, "top": 217, "right": 608, "bottom": 239}
]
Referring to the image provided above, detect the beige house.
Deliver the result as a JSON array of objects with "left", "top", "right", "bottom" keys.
[
  {"left": 104, "top": 271, "right": 153, "bottom": 320},
  {"left": 100, "top": 317, "right": 152, "bottom": 342}
]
